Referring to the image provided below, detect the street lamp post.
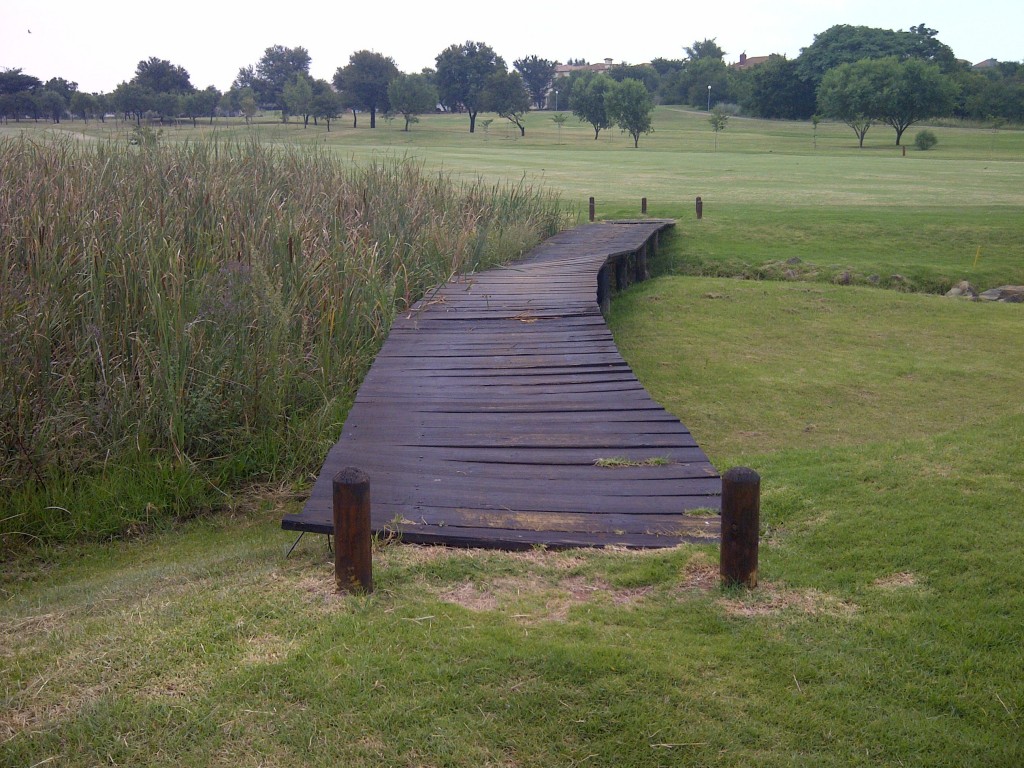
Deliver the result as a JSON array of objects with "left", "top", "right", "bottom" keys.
[
  {"left": 707, "top": 84, "right": 712, "bottom": 111},
  {"left": 555, "top": 89, "right": 559, "bottom": 111}
]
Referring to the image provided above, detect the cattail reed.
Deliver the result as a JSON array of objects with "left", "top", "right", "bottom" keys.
[{"left": 0, "top": 135, "right": 568, "bottom": 542}]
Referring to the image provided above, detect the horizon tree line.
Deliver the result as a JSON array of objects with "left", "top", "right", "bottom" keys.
[{"left": 2, "top": 23, "right": 1022, "bottom": 137}]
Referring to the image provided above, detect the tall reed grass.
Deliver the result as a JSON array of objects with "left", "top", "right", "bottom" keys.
[{"left": 1, "top": 135, "right": 568, "bottom": 543}]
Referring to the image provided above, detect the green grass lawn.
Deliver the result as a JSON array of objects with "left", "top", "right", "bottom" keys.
[
  {"left": 2, "top": 109, "right": 1023, "bottom": 766},
  {"left": 10, "top": 107, "right": 1020, "bottom": 292}
]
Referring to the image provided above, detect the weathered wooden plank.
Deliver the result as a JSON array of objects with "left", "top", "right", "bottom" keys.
[{"left": 282, "top": 219, "right": 722, "bottom": 549}]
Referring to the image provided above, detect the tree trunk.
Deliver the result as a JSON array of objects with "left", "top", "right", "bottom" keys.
[
  {"left": 351, "top": 109, "right": 357, "bottom": 128},
  {"left": 370, "top": 107, "right": 376, "bottom": 128}
]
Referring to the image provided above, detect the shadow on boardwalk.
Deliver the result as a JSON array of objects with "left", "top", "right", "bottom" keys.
[{"left": 283, "top": 220, "right": 721, "bottom": 549}]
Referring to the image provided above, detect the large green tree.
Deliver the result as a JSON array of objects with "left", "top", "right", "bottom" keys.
[
  {"left": 132, "top": 58, "right": 193, "bottom": 95},
  {"left": 0, "top": 68, "right": 42, "bottom": 96},
  {"left": 387, "top": 73, "right": 438, "bottom": 131},
  {"left": 816, "top": 60, "right": 880, "bottom": 147},
  {"left": 111, "top": 81, "right": 154, "bottom": 125},
  {"left": 798, "top": 23, "right": 957, "bottom": 90},
  {"left": 333, "top": 51, "right": 399, "bottom": 129},
  {"left": 605, "top": 78, "right": 654, "bottom": 147},
  {"left": 485, "top": 70, "right": 531, "bottom": 136},
  {"left": 192, "top": 86, "right": 221, "bottom": 125},
  {"left": 870, "top": 57, "right": 958, "bottom": 144},
  {"left": 513, "top": 55, "right": 556, "bottom": 109},
  {"left": 740, "top": 55, "right": 817, "bottom": 119},
  {"left": 435, "top": 41, "right": 505, "bottom": 133},
  {"left": 69, "top": 91, "right": 97, "bottom": 121},
  {"left": 236, "top": 45, "right": 311, "bottom": 116},
  {"left": 570, "top": 71, "right": 613, "bottom": 139},
  {"left": 0, "top": 69, "right": 42, "bottom": 121},
  {"left": 685, "top": 38, "right": 726, "bottom": 61},
  {"left": 35, "top": 90, "right": 66, "bottom": 123}
]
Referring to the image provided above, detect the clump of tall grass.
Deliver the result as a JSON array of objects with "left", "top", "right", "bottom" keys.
[{"left": 0, "top": 135, "right": 569, "bottom": 544}]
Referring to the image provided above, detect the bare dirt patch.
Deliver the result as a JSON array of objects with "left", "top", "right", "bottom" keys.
[
  {"left": 718, "top": 586, "right": 857, "bottom": 619},
  {"left": 679, "top": 553, "right": 719, "bottom": 592},
  {"left": 872, "top": 572, "right": 921, "bottom": 589}
]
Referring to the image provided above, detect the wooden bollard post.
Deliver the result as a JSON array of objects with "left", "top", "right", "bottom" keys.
[
  {"left": 696, "top": 196, "right": 703, "bottom": 220},
  {"left": 902, "top": 145, "right": 906, "bottom": 157},
  {"left": 589, "top": 196, "right": 595, "bottom": 222},
  {"left": 720, "top": 466, "right": 760, "bottom": 588},
  {"left": 641, "top": 197, "right": 647, "bottom": 214},
  {"left": 333, "top": 467, "right": 373, "bottom": 594}
]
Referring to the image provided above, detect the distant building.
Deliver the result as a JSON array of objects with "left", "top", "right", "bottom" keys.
[
  {"left": 732, "top": 52, "right": 771, "bottom": 70},
  {"left": 973, "top": 58, "right": 999, "bottom": 70},
  {"left": 553, "top": 58, "right": 617, "bottom": 79}
]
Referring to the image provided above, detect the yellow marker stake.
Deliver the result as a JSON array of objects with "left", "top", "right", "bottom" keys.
[{"left": 973, "top": 246, "right": 982, "bottom": 268}]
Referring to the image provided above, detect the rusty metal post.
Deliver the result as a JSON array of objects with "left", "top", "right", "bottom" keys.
[
  {"left": 696, "top": 196, "right": 703, "bottom": 220},
  {"left": 720, "top": 467, "right": 760, "bottom": 588},
  {"left": 333, "top": 467, "right": 373, "bottom": 594},
  {"left": 589, "top": 196, "right": 595, "bottom": 222}
]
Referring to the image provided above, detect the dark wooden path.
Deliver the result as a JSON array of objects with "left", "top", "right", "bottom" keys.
[{"left": 282, "top": 220, "right": 721, "bottom": 549}]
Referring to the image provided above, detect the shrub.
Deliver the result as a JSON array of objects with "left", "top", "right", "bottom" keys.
[{"left": 914, "top": 129, "right": 938, "bottom": 150}]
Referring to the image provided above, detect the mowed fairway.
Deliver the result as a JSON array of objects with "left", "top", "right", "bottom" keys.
[
  {"left": 14, "top": 106, "right": 1020, "bottom": 289},
  {"left": 2, "top": 110, "right": 1022, "bottom": 766}
]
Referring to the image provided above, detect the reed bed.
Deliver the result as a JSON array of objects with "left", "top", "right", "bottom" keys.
[{"left": 0, "top": 135, "right": 568, "bottom": 543}]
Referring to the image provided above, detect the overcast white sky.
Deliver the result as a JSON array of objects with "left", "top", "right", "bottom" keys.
[{"left": 3, "top": 0, "right": 1021, "bottom": 93}]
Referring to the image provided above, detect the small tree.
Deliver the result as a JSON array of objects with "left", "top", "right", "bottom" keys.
[
  {"left": 604, "top": 78, "right": 654, "bottom": 148},
  {"left": 282, "top": 74, "right": 313, "bottom": 126},
  {"left": 311, "top": 80, "right": 342, "bottom": 131},
  {"left": 387, "top": 73, "right": 437, "bottom": 131},
  {"left": 709, "top": 106, "right": 729, "bottom": 150},
  {"left": 238, "top": 88, "right": 257, "bottom": 124},
  {"left": 551, "top": 112, "right": 568, "bottom": 143}
]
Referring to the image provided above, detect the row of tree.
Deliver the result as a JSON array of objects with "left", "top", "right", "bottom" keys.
[
  {"left": 3, "top": 23, "right": 1021, "bottom": 136},
  {"left": 573, "top": 24, "right": 1022, "bottom": 126}
]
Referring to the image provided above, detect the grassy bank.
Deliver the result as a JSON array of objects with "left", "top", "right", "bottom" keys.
[
  {"left": 0, "top": 136, "right": 568, "bottom": 545},
  {"left": 2, "top": 275, "right": 1020, "bottom": 766}
]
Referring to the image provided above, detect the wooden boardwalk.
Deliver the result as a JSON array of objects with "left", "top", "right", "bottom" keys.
[{"left": 282, "top": 220, "right": 721, "bottom": 549}]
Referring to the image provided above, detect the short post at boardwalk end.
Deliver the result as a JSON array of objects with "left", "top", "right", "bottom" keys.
[
  {"left": 589, "top": 196, "right": 595, "bottom": 222},
  {"left": 641, "top": 197, "right": 647, "bottom": 214},
  {"left": 720, "top": 466, "right": 760, "bottom": 588},
  {"left": 333, "top": 467, "right": 373, "bottom": 594}
]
